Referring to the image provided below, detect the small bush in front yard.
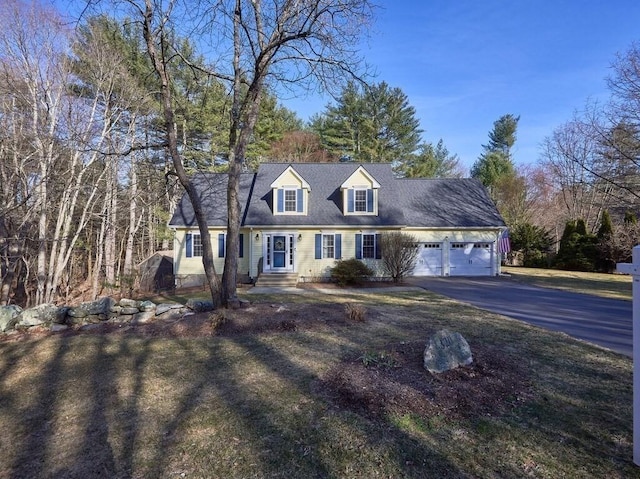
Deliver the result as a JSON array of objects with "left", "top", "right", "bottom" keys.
[
  {"left": 345, "top": 303, "right": 366, "bottom": 322},
  {"left": 330, "top": 259, "right": 373, "bottom": 286},
  {"left": 209, "top": 310, "right": 229, "bottom": 330}
]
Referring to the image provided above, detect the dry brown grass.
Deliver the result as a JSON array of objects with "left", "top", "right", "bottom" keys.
[
  {"left": 504, "top": 266, "right": 632, "bottom": 300},
  {"left": 0, "top": 289, "right": 636, "bottom": 478}
]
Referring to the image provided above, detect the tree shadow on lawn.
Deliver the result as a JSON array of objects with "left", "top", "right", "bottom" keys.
[
  {"left": 0, "top": 319, "right": 467, "bottom": 478},
  {"left": 0, "top": 296, "right": 636, "bottom": 478},
  {"left": 4, "top": 334, "right": 155, "bottom": 479}
]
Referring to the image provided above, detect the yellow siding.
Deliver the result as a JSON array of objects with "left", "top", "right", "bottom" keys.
[
  {"left": 272, "top": 168, "right": 304, "bottom": 188},
  {"left": 173, "top": 228, "right": 250, "bottom": 277},
  {"left": 341, "top": 168, "right": 375, "bottom": 188},
  {"left": 176, "top": 227, "right": 501, "bottom": 281},
  {"left": 250, "top": 228, "right": 394, "bottom": 280},
  {"left": 402, "top": 229, "right": 498, "bottom": 243}
]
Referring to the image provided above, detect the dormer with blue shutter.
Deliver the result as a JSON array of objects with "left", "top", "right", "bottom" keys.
[
  {"left": 270, "top": 165, "right": 310, "bottom": 215},
  {"left": 341, "top": 165, "right": 380, "bottom": 216}
]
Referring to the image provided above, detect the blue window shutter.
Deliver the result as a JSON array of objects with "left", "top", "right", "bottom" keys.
[
  {"left": 355, "top": 233, "right": 362, "bottom": 259},
  {"left": 186, "top": 233, "right": 193, "bottom": 258},
  {"left": 367, "top": 189, "right": 374, "bottom": 212},
  {"left": 277, "top": 189, "right": 284, "bottom": 213},
  {"left": 347, "top": 189, "right": 354, "bottom": 213},
  {"left": 239, "top": 233, "right": 244, "bottom": 258},
  {"left": 375, "top": 233, "right": 382, "bottom": 259},
  {"left": 335, "top": 234, "right": 342, "bottom": 259},
  {"left": 297, "top": 189, "right": 304, "bottom": 212},
  {"left": 315, "top": 234, "right": 322, "bottom": 259},
  {"left": 218, "top": 233, "right": 225, "bottom": 258}
]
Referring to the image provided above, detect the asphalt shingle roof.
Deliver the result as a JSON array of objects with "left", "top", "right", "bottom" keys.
[
  {"left": 396, "top": 178, "right": 506, "bottom": 227},
  {"left": 243, "top": 163, "right": 407, "bottom": 227},
  {"left": 168, "top": 163, "right": 505, "bottom": 229},
  {"left": 169, "top": 173, "right": 255, "bottom": 227}
]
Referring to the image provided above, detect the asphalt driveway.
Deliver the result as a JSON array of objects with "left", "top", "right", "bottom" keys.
[{"left": 409, "top": 276, "right": 633, "bottom": 357}]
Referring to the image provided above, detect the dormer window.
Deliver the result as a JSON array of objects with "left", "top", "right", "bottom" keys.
[
  {"left": 341, "top": 166, "right": 380, "bottom": 216},
  {"left": 275, "top": 187, "right": 304, "bottom": 214},
  {"left": 346, "top": 187, "right": 374, "bottom": 214},
  {"left": 270, "top": 165, "right": 310, "bottom": 216}
]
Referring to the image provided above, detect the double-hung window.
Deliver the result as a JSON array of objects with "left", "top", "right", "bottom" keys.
[
  {"left": 284, "top": 189, "right": 297, "bottom": 212},
  {"left": 322, "top": 235, "right": 335, "bottom": 258},
  {"left": 346, "top": 187, "right": 374, "bottom": 214},
  {"left": 315, "top": 233, "right": 342, "bottom": 260},
  {"left": 354, "top": 189, "right": 367, "bottom": 212},
  {"left": 362, "top": 234, "right": 375, "bottom": 258},
  {"left": 355, "top": 232, "right": 381, "bottom": 260},
  {"left": 186, "top": 232, "right": 243, "bottom": 258},
  {"left": 192, "top": 234, "right": 203, "bottom": 257},
  {"left": 276, "top": 187, "right": 304, "bottom": 214},
  {"left": 185, "top": 233, "right": 203, "bottom": 257}
]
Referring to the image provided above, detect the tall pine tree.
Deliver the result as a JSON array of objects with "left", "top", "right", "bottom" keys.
[{"left": 310, "top": 81, "right": 422, "bottom": 162}]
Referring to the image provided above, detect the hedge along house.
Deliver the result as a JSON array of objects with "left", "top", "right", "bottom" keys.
[{"left": 168, "top": 162, "right": 507, "bottom": 288}]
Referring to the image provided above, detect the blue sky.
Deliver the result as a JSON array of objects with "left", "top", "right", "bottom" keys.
[
  {"left": 50, "top": 0, "right": 640, "bottom": 172},
  {"left": 280, "top": 1, "right": 640, "bottom": 172}
]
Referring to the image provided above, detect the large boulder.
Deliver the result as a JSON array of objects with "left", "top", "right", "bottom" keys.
[
  {"left": 423, "top": 329, "right": 473, "bottom": 374},
  {"left": 16, "top": 303, "right": 62, "bottom": 328},
  {"left": 52, "top": 307, "right": 70, "bottom": 324},
  {"left": 0, "top": 305, "right": 22, "bottom": 332}
]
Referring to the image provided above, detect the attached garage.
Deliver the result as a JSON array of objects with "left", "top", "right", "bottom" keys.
[
  {"left": 412, "top": 243, "right": 443, "bottom": 276},
  {"left": 449, "top": 242, "right": 492, "bottom": 276}
]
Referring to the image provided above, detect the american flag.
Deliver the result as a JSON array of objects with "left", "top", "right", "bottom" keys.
[{"left": 498, "top": 229, "right": 511, "bottom": 254}]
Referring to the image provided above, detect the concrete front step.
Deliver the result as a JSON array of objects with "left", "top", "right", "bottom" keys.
[{"left": 255, "top": 273, "right": 299, "bottom": 287}]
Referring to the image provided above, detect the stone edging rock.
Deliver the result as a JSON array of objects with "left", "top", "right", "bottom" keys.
[{"left": 0, "top": 297, "right": 192, "bottom": 335}]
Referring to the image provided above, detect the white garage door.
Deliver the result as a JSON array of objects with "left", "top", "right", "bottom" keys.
[
  {"left": 449, "top": 242, "right": 492, "bottom": 276},
  {"left": 412, "top": 243, "right": 443, "bottom": 276}
]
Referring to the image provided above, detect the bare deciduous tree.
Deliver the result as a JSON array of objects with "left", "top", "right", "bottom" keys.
[
  {"left": 115, "top": 0, "right": 374, "bottom": 307},
  {"left": 379, "top": 232, "right": 419, "bottom": 283},
  {"left": 213, "top": 0, "right": 375, "bottom": 305},
  {"left": 539, "top": 119, "right": 613, "bottom": 231}
]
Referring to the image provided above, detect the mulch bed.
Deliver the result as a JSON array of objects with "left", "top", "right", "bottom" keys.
[{"left": 319, "top": 340, "right": 533, "bottom": 420}]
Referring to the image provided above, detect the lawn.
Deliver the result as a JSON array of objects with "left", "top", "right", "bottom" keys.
[
  {"left": 0, "top": 289, "right": 637, "bottom": 478},
  {"left": 503, "top": 266, "right": 633, "bottom": 301}
]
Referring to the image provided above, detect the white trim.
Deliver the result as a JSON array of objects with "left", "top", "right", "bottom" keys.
[{"left": 262, "top": 232, "right": 297, "bottom": 273}]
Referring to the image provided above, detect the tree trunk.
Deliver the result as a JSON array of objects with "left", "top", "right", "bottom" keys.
[
  {"left": 123, "top": 156, "right": 142, "bottom": 297},
  {"left": 221, "top": 1, "right": 265, "bottom": 305},
  {"left": 92, "top": 207, "right": 107, "bottom": 300},
  {"left": 104, "top": 158, "right": 118, "bottom": 287},
  {"left": 141, "top": 0, "right": 221, "bottom": 306}
]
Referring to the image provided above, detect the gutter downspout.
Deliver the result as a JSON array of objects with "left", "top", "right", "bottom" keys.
[{"left": 249, "top": 227, "right": 254, "bottom": 280}]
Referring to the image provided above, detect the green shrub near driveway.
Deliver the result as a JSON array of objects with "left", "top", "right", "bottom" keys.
[{"left": 330, "top": 258, "right": 373, "bottom": 286}]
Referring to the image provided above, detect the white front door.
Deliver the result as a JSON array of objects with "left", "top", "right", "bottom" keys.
[{"left": 265, "top": 233, "right": 295, "bottom": 272}]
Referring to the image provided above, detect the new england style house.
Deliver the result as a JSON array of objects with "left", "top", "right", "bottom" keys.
[{"left": 168, "top": 162, "right": 506, "bottom": 287}]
